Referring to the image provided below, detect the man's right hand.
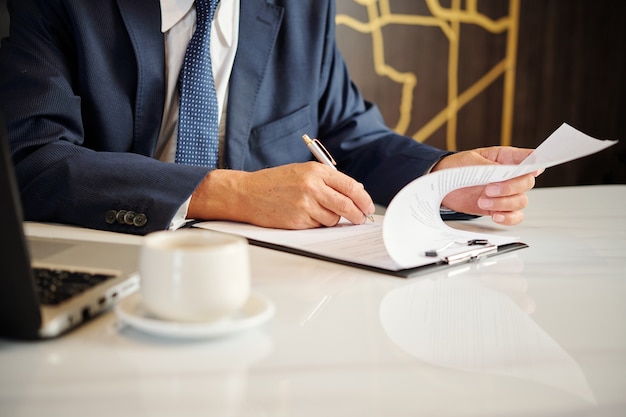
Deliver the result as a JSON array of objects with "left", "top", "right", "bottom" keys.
[{"left": 187, "top": 162, "right": 376, "bottom": 229}]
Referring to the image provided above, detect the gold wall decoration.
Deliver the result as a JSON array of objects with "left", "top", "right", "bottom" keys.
[{"left": 336, "top": 0, "right": 520, "bottom": 150}]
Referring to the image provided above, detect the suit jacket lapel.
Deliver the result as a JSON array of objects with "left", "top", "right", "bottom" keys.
[
  {"left": 116, "top": 0, "right": 165, "bottom": 156},
  {"left": 114, "top": 0, "right": 282, "bottom": 166},
  {"left": 225, "top": 0, "right": 283, "bottom": 169}
]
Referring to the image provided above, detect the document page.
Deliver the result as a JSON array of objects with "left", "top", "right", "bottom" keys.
[
  {"left": 197, "top": 216, "right": 400, "bottom": 270},
  {"left": 384, "top": 123, "right": 617, "bottom": 267},
  {"left": 196, "top": 124, "right": 617, "bottom": 271}
]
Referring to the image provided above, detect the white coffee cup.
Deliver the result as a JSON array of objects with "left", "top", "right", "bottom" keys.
[{"left": 139, "top": 229, "right": 251, "bottom": 322}]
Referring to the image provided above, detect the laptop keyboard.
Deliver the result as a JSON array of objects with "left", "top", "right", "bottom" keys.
[{"left": 33, "top": 267, "right": 116, "bottom": 305}]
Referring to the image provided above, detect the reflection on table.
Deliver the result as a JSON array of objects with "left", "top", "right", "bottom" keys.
[{"left": 0, "top": 185, "right": 624, "bottom": 417}]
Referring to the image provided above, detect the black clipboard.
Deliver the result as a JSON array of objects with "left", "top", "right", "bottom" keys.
[{"left": 245, "top": 238, "right": 528, "bottom": 278}]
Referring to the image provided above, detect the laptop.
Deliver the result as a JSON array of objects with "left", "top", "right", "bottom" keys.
[{"left": 0, "top": 121, "right": 140, "bottom": 340}]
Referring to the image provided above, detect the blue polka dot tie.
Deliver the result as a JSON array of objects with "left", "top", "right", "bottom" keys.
[{"left": 176, "top": 0, "right": 221, "bottom": 167}]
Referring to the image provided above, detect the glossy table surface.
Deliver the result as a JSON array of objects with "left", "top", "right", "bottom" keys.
[{"left": 1, "top": 185, "right": 625, "bottom": 417}]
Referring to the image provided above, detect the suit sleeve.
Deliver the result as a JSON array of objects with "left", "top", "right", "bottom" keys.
[{"left": 0, "top": 0, "right": 208, "bottom": 235}]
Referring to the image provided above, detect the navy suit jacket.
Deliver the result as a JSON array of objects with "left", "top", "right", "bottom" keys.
[{"left": 0, "top": 0, "right": 449, "bottom": 234}]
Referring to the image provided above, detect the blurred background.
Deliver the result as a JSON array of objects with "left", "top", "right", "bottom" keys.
[
  {"left": 1, "top": 0, "right": 624, "bottom": 187},
  {"left": 336, "top": 0, "right": 625, "bottom": 187}
]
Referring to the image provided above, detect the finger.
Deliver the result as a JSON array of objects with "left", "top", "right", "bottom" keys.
[
  {"left": 310, "top": 206, "right": 342, "bottom": 228},
  {"left": 485, "top": 174, "right": 536, "bottom": 198},
  {"left": 479, "top": 192, "right": 529, "bottom": 213},
  {"left": 281, "top": 179, "right": 343, "bottom": 228},
  {"left": 491, "top": 210, "right": 525, "bottom": 225},
  {"left": 503, "top": 148, "right": 534, "bottom": 165},
  {"left": 272, "top": 200, "right": 340, "bottom": 229},
  {"left": 292, "top": 164, "right": 367, "bottom": 226},
  {"left": 318, "top": 184, "right": 369, "bottom": 225},
  {"left": 322, "top": 172, "right": 375, "bottom": 225},
  {"left": 479, "top": 146, "right": 534, "bottom": 165}
]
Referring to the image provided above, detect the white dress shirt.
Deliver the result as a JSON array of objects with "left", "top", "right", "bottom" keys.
[{"left": 156, "top": 0, "right": 239, "bottom": 228}]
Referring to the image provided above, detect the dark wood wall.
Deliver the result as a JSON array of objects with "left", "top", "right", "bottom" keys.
[{"left": 336, "top": 0, "right": 626, "bottom": 187}]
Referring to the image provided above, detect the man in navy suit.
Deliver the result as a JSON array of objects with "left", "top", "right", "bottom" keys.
[{"left": 0, "top": 0, "right": 538, "bottom": 235}]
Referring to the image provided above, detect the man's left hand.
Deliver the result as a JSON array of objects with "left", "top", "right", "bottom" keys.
[{"left": 432, "top": 147, "right": 543, "bottom": 225}]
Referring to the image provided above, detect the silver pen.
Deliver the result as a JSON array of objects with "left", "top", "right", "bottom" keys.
[
  {"left": 302, "top": 134, "right": 337, "bottom": 169},
  {"left": 302, "top": 134, "right": 375, "bottom": 222}
]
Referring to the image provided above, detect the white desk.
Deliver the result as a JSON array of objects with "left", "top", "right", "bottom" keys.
[{"left": 1, "top": 185, "right": 625, "bottom": 417}]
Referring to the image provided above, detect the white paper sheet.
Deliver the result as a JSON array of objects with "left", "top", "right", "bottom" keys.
[
  {"left": 384, "top": 123, "right": 617, "bottom": 267},
  {"left": 196, "top": 124, "right": 617, "bottom": 271}
]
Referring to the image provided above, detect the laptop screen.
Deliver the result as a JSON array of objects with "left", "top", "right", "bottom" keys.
[{"left": 0, "top": 117, "right": 43, "bottom": 339}]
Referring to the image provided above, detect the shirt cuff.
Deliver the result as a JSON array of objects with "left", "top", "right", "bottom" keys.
[{"left": 169, "top": 197, "right": 192, "bottom": 230}]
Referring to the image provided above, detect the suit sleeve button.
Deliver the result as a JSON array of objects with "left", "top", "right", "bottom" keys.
[
  {"left": 105, "top": 210, "right": 118, "bottom": 224},
  {"left": 116, "top": 210, "right": 128, "bottom": 224},
  {"left": 133, "top": 213, "right": 147, "bottom": 227},
  {"left": 123, "top": 211, "right": 136, "bottom": 225}
]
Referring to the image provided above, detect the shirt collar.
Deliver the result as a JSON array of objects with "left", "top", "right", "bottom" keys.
[{"left": 159, "top": 0, "right": 234, "bottom": 46}]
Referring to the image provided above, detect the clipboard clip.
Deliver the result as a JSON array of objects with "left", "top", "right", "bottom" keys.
[
  {"left": 443, "top": 243, "right": 498, "bottom": 265},
  {"left": 425, "top": 239, "right": 498, "bottom": 265}
]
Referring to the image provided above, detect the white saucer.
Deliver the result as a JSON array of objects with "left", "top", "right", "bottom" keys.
[{"left": 115, "top": 292, "right": 275, "bottom": 340}]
